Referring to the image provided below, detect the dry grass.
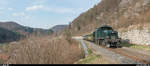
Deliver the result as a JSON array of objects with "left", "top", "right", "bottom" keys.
[
  {"left": 75, "top": 52, "right": 112, "bottom": 64},
  {"left": 123, "top": 43, "right": 150, "bottom": 51},
  {"left": 77, "top": 54, "right": 101, "bottom": 64},
  {"left": 5, "top": 35, "right": 84, "bottom": 64}
]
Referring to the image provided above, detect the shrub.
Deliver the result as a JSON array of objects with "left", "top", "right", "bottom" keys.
[
  {"left": 6, "top": 36, "right": 84, "bottom": 64},
  {"left": 64, "top": 29, "right": 73, "bottom": 44}
]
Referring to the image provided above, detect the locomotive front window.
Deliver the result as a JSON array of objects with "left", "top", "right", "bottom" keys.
[{"left": 102, "top": 27, "right": 113, "bottom": 30}]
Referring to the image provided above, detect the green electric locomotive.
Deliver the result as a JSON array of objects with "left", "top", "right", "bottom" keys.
[{"left": 84, "top": 25, "right": 122, "bottom": 48}]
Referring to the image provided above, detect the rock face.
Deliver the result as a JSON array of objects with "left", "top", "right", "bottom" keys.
[
  {"left": 120, "top": 29, "right": 150, "bottom": 45},
  {"left": 119, "top": 24, "right": 150, "bottom": 45},
  {"left": 70, "top": 0, "right": 150, "bottom": 45}
]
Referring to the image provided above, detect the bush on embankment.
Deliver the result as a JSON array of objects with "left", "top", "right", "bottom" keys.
[{"left": 6, "top": 35, "right": 84, "bottom": 64}]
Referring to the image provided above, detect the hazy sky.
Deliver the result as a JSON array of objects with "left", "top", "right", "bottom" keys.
[{"left": 0, "top": 0, "right": 101, "bottom": 29}]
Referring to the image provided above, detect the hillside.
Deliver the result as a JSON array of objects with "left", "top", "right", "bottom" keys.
[
  {"left": 0, "top": 21, "right": 53, "bottom": 43},
  {"left": 0, "top": 22, "right": 53, "bottom": 36},
  {"left": 70, "top": 0, "right": 150, "bottom": 45},
  {"left": 0, "top": 27, "right": 22, "bottom": 43},
  {"left": 51, "top": 25, "right": 68, "bottom": 33}
]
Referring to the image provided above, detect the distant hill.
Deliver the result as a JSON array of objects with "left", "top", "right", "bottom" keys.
[
  {"left": 0, "top": 21, "right": 53, "bottom": 36},
  {"left": 0, "top": 27, "right": 22, "bottom": 43},
  {"left": 51, "top": 25, "right": 68, "bottom": 33},
  {"left": 0, "top": 21, "right": 53, "bottom": 43}
]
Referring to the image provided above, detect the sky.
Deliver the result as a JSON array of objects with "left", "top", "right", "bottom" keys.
[{"left": 0, "top": 0, "right": 101, "bottom": 29}]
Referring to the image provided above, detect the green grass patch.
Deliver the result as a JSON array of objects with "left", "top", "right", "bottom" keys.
[
  {"left": 122, "top": 43, "right": 150, "bottom": 51},
  {"left": 78, "top": 54, "right": 101, "bottom": 64},
  {"left": 87, "top": 49, "right": 93, "bottom": 55}
]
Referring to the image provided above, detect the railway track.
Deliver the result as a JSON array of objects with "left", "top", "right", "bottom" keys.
[
  {"left": 106, "top": 47, "right": 150, "bottom": 64},
  {"left": 84, "top": 40, "right": 150, "bottom": 64}
]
